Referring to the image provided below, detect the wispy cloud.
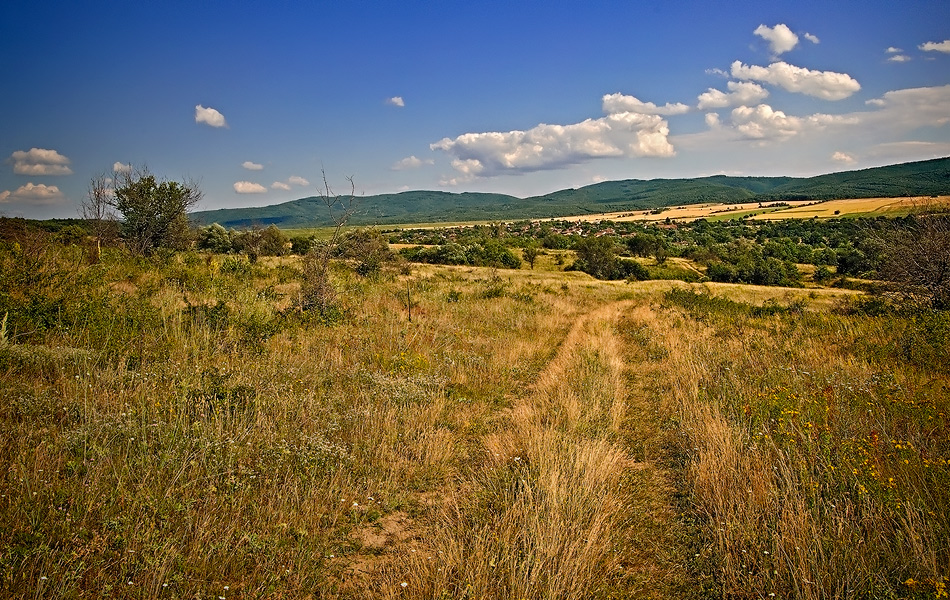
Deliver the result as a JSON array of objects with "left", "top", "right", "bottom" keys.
[
  {"left": 832, "top": 151, "right": 856, "bottom": 164},
  {"left": 10, "top": 148, "right": 73, "bottom": 176},
  {"left": 195, "top": 104, "right": 227, "bottom": 128},
  {"left": 392, "top": 155, "right": 434, "bottom": 170},
  {"left": 602, "top": 93, "right": 689, "bottom": 116},
  {"left": 242, "top": 161, "right": 264, "bottom": 170},
  {"left": 269, "top": 176, "right": 309, "bottom": 191}
]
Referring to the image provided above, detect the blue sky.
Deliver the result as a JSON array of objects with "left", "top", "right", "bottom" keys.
[{"left": 2, "top": 0, "right": 949, "bottom": 219}]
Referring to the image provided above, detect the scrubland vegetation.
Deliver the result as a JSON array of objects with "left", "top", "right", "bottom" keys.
[{"left": 1, "top": 208, "right": 948, "bottom": 598}]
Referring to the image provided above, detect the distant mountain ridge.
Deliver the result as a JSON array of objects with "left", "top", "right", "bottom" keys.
[{"left": 191, "top": 157, "right": 950, "bottom": 229}]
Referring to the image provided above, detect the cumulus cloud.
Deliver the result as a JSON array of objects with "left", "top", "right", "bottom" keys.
[
  {"left": 832, "top": 151, "right": 856, "bottom": 164},
  {"left": 696, "top": 81, "right": 769, "bottom": 109},
  {"left": 392, "top": 155, "right": 434, "bottom": 170},
  {"left": 803, "top": 33, "right": 820, "bottom": 44},
  {"left": 113, "top": 162, "right": 131, "bottom": 174},
  {"left": 271, "top": 181, "right": 291, "bottom": 191},
  {"left": 242, "top": 161, "right": 264, "bottom": 170},
  {"left": 920, "top": 40, "right": 950, "bottom": 53},
  {"left": 386, "top": 96, "right": 405, "bottom": 107},
  {"left": 888, "top": 54, "right": 911, "bottom": 63},
  {"left": 233, "top": 181, "right": 267, "bottom": 194},
  {"left": 10, "top": 148, "right": 73, "bottom": 176},
  {"left": 705, "top": 113, "right": 722, "bottom": 128},
  {"left": 754, "top": 24, "right": 799, "bottom": 55},
  {"left": 601, "top": 93, "right": 690, "bottom": 116},
  {"left": 195, "top": 105, "right": 227, "bottom": 128},
  {"left": 731, "top": 60, "right": 861, "bottom": 100},
  {"left": 729, "top": 103, "right": 857, "bottom": 141},
  {"left": 0, "top": 182, "right": 65, "bottom": 204},
  {"left": 431, "top": 111, "right": 674, "bottom": 181},
  {"left": 886, "top": 47, "right": 903, "bottom": 54}
]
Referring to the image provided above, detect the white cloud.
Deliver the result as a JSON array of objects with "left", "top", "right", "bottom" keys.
[
  {"left": 865, "top": 140, "right": 950, "bottom": 161},
  {"left": 233, "top": 181, "right": 267, "bottom": 194},
  {"left": 803, "top": 33, "right": 820, "bottom": 45},
  {"left": 392, "top": 155, "right": 434, "bottom": 170},
  {"left": 601, "top": 93, "right": 690, "bottom": 116},
  {"left": 888, "top": 54, "right": 911, "bottom": 63},
  {"left": 920, "top": 40, "right": 950, "bottom": 53},
  {"left": 10, "top": 148, "right": 73, "bottom": 176},
  {"left": 705, "top": 113, "right": 722, "bottom": 128},
  {"left": 730, "top": 60, "right": 861, "bottom": 100},
  {"left": 269, "top": 176, "right": 310, "bottom": 190},
  {"left": 0, "top": 182, "right": 65, "bottom": 204},
  {"left": 195, "top": 105, "right": 227, "bottom": 128},
  {"left": 832, "top": 151, "right": 856, "bottom": 164},
  {"left": 729, "top": 103, "right": 857, "bottom": 141},
  {"left": 753, "top": 24, "right": 799, "bottom": 55},
  {"left": 242, "top": 161, "right": 263, "bottom": 170},
  {"left": 113, "top": 162, "right": 131, "bottom": 174},
  {"left": 886, "top": 47, "right": 903, "bottom": 54},
  {"left": 386, "top": 96, "right": 405, "bottom": 107},
  {"left": 431, "top": 111, "right": 674, "bottom": 181},
  {"left": 861, "top": 85, "right": 950, "bottom": 129},
  {"left": 696, "top": 81, "right": 769, "bottom": 109},
  {"left": 730, "top": 104, "right": 802, "bottom": 140}
]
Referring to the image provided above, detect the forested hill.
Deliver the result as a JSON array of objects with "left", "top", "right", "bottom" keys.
[{"left": 191, "top": 157, "right": 950, "bottom": 228}]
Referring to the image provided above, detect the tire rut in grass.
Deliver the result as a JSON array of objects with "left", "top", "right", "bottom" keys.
[{"left": 394, "top": 299, "right": 698, "bottom": 599}]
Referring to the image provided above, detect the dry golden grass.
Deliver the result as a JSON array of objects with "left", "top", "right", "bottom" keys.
[{"left": 2, "top": 242, "right": 947, "bottom": 599}]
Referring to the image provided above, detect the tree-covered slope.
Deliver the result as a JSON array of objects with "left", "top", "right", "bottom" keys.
[{"left": 190, "top": 157, "right": 950, "bottom": 228}]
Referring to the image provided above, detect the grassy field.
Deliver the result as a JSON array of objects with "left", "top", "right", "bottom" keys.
[{"left": 1, "top": 238, "right": 948, "bottom": 598}]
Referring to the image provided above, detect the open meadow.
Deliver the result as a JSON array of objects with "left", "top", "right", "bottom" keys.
[{"left": 1, "top": 228, "right": 948, "bottom": 599}]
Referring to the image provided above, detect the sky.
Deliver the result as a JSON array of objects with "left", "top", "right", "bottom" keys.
[{"left": 2, "top": 0, "right": 949, "bottom": 219}]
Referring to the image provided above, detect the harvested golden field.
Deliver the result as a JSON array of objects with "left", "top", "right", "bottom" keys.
[{"left": 750, "top": 195, "right": 950, "bottom": 220}]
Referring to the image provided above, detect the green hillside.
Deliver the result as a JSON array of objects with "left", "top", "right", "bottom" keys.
[{"left": 190, "top": 157, "right": 950, "bottom": 228}]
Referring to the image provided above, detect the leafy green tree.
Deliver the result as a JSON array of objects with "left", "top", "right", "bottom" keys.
[
  {"left": 523, "top": 245, "right": 541, "bottom": 269},
  {"left": 197, "top": 224, "right": 234, "bottom": 253},
  {"left": 338, "top": 228, "right": 394, "bottom": 277},
  {"left": 572, "top": 236, "right": 619, "bottom": 279},
  {"left": 110, "top": 167, "right": 201, "bottom": 255}
]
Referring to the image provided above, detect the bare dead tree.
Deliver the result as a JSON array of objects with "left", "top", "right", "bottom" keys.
[
  {"left": 299, "top": 171, "right": 359, "bottom": 314},
  {"left": 875, "top": 202, "right": 950, "bottom": 309},
  {"left": 81, "top": 173, "right": 119, "bottom": 259}
]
